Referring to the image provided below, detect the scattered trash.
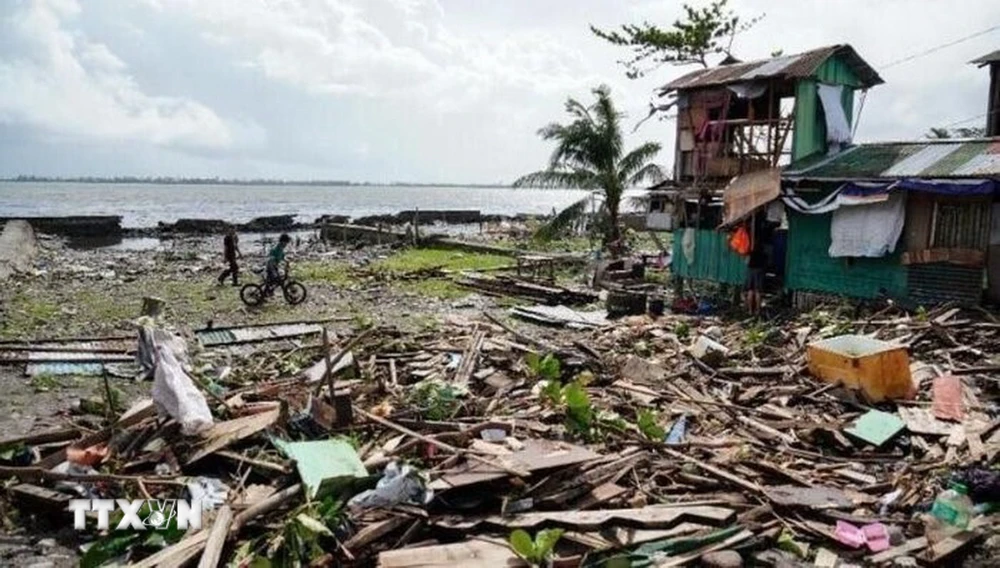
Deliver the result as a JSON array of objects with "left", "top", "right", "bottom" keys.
[{"left": 348, "top": 461, "right": 432, "bottom": 511}]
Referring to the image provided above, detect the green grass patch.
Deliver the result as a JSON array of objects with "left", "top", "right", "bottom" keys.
[
  {"left": 0, "top": 290, "right": 61, "bottom": 338},
  {"left": 399, "top": 279, "right": 470, "bottom": 300},
  {"left": 375, "top": 247, "right": 512, "bottom": 273},
  {"left": 296, "top": 260, "right": 356, "bottom": 286}
]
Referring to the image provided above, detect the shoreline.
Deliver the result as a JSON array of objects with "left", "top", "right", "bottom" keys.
[{"left": 0, "top": 210, "right": 550, "bottom": 240}]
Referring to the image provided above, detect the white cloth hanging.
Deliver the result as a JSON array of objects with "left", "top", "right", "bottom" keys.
[
  {"left": 829, "top": 193, "right": 905, "bottom": 258},
  {"left": 817, "top": 83, "right": 852, "bottom": 147}
]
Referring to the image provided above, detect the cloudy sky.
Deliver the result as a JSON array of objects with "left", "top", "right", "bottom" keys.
[{"left": 0, "top": 0, "right": 998, "bottom": 183}]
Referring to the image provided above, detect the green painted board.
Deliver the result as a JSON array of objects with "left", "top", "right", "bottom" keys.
[
  {"left": 274, "top": 438, "right": 368, "bottom": 498},
  {"left": 845, "top": 410, "right": 905, "bottom": 447}
]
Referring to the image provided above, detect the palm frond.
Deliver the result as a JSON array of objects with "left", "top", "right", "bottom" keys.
[
  {"left": 627, "top": 163, "right": 666, "bottom": 187},
  {"left": 533, "top": 197, "right": 591, "bottom": 243},
  {"left": 617, "top": 142, "right": 662, "bottom": 183},
  {"left": 512, "top": 169, "right": 600, "bottom": 189}
]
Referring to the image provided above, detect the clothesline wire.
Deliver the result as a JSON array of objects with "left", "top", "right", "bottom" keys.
[{"left": 878, "top": 24, "right": 1000, "bottom": 70}]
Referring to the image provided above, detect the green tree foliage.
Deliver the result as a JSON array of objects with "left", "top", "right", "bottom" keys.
[
  {"left": 514, "top": 86, "right": 662, "bottom": 247},
  {"left": 591, "top": 0, "right": 763, "bottom": 78},
  {"left": 926, "top": 126, "right": 986, "bottom": 139}
]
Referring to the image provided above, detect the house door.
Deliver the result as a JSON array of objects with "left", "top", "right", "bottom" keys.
[{"left": 989, "top": 203, "right": 1000, "bottom": 303}]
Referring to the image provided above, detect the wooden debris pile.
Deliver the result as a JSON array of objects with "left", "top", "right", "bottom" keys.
[{"left": 1, "top": 304, "right": 999, "bottom": 566}]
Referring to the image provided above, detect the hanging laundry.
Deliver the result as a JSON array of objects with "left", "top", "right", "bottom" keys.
[
  {"left": 829, "top": 193, "right": 905, "bottom": 258},
  {"left": 817, "top": 83, "right": 852, "bottom": 148},
  {"left": 682, "top": 227, "right": 696, "bottom": 265}
]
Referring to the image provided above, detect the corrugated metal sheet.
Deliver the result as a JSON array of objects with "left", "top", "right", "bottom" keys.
[
  {"left": 784, "top": 210, "right": 907, "bottom": 299},
  {"left": 671, "top": 229, "right": 747, "bottom": 285},
  {"left": 197, "top": 323, "right": 323, "bottom": 346},
  {"left": 882, "top": 144, "right": 962, "bottom": 177},
  {"left": 26, "top": 362, "right": 105, "bottom": 376},
  {"left": 951, "top": 148, "right": 1000, "bottom": 176},
  {"left": 907, "top": 263, "right": 983, "bottom": 306},
  {"left": 661, "top": 44, "right": 882, "bottom": 92},
  {"left": 785, "top": 140, "right": 1000, "bottom": 179},
  {"left": 196, "top": 329, "right": 237, "bottom": 346}
]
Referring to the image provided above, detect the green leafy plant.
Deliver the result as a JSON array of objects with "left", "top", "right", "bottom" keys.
[
  {"left": 636, "top": 409, "right": 665, "bottom": 441},
  {"left": 539, "top": 379, "right": 564, "bottom": 406},
  {"left": 674, "top": 321, "right": 691, "bottom": 341},
  {"left": 743, "top": 322, "right": 775, "bottom": 348},
  {"left": 510, "top": 528, "right": 564, "bottom": 566},
  {"left": 562, "top": 382, "right": 594, "bottom": 438},
  {"left": 410, "top": 379, "right": 463, "bottom": 420},
  {"left": 915, "top": 305, "right": 929, "bottom": 322},
  {"left": 526, "top": 353, "right": 561, "bottom": 382}
]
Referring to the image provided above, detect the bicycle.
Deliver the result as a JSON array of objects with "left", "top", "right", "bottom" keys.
[{"left": 240, "top": 262, "right": 308, "bottom": 307}]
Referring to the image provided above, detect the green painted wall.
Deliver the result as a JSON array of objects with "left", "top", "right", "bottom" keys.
[
  {"left": 784, "top": 210, "right": 907, "bottom": 300},
  {"left": 791, "top": 56, "right": 861, "bottom": 161},
  {"left": 671, "top": 229, "right": 747, "bottom": 285}
]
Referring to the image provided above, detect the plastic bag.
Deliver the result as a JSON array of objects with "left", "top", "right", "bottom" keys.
[
  {"left": 152, "top": 345, "right": 213, "bottom": 436},
  {"left": 728, "top": 225, "right": 751, "bottom": 256},
  {"left": 347, "top": 462, "right": 432, "bottom": 511},
  {"left": 187, "top": 477, "right": 230, "bottom": 510}
]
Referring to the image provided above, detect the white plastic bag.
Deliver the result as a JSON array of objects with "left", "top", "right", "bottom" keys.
[{"left": 152, "top": 345, "right": 213, "bottom": 436}]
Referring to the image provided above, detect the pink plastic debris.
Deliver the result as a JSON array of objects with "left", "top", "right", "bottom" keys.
[
  {"left": 835, "top": 520, "right": 866, "bottom": 548},
  {"left": 862, "top": 523, "right": 891, "bottom": 552}
]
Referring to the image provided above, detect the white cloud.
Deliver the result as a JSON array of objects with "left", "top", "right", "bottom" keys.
[
  {"left": 0, "top": 0, "right": 258, "bottom": 150},
  {"left": 170, "top": 0, "right": 600, "bottom": 108}
]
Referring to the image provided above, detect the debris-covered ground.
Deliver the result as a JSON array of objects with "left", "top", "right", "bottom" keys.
[{"left": 1, "top": 232, "right": 999, "bottom": 567}]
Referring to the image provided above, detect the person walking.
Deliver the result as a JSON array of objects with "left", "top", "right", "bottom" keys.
[{"left": 217, "top": 227, "right": 242, "bottom": 286}]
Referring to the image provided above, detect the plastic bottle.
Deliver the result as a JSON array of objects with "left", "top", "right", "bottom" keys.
[{"left": 925, "top": 483, "right": 973, "bottom": 543}]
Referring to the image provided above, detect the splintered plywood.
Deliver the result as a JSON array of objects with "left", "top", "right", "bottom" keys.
[
  {"left": 378, "top": 540, "right": 524, "bottom": 568},
  {"left": 429, "top": 438, "right": 598, "bottom": 491},
  {"left": 763, "top": 485, "right": 856, "bottom": 510}
]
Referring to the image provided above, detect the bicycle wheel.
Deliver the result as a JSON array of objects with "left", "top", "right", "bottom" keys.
[
  {"left": 240, "top": 284, "right": 266, "bottom": 306},
  {"left": 282, "top": 281, "right": 307, "bottom": 305}
]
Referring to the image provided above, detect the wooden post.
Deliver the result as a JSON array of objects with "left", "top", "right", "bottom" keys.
[
  {"left": 101, "top": 368, "right": 116, "bottom": 422},
  {"left": 412, "top": 209, "right": 419, "bottom": 245},
  {"left": 322, "top": 328, "right": 335, "bottom": 404}
]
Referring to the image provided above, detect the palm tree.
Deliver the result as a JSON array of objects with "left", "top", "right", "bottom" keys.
[{"left": 514, "top": 85, "right": 663, "bottom": 249}]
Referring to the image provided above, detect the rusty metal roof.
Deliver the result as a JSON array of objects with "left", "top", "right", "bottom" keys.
[
  {"left": 660, "top": 44, "right": 883, "bottom": 93},
  {"left": 783, "top": 139, "right": 1000, "bottom": 180}
]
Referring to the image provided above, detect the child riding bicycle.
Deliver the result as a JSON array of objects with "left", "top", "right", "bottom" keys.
[{"left": 264, "top": 234, "right": 292, "bottom": 293}]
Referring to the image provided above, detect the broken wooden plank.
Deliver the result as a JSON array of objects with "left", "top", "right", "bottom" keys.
[
  {"left": 868, "top": 537, "right": 928, "bottom": 564},
  {"left": 923, "top": 530, "right": 981, "bottom": 564},
  {"left": 185, "top": 408, "right": 281, "bottom": 465},
  {"left": 197, "top": 505, "right": 233, "bottom": 568},
  {"left": 435, "top": 504, "right": 735, "bottom": 531},
  {"left": 763, "top": 485, "right": 855, "bottom": 510}
]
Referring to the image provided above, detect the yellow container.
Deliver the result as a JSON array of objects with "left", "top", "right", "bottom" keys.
[{"left": 807, "top": 335, "right": 913, "bottom": 402}]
